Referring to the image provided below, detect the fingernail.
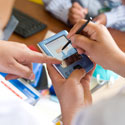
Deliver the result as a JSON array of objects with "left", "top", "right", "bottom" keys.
[{"left": 29, "top": 73, "right": 35, "bottom": 80}]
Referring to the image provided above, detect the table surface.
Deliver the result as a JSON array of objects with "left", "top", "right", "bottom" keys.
[
  {"left": 10, "top": 0, "right": 70, "bottom": 49},
  {"left": 11, "top": 0, "right": 125, "bottom": 103},
  {"left": 11, "top": 0, "right": 125, "bottom": 51}
]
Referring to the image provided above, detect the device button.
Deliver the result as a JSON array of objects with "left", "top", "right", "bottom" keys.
[{"left": 73, "top": 65, "right": 82, "bottom": 69}]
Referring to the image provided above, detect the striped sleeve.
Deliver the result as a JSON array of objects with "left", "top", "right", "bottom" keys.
[
  {"left": 43, "top": 0, "right": 72, "bottom": 24},
  {"left": 105, "top": 5, "right": 125, "bottom": 31}
]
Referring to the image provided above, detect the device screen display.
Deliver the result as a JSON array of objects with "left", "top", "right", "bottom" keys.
[
  {"left": 45, "top": 36, "right": 76, "bottom": 60},
  {"left": 61, "top": 53, "right": 82, "bottom": 68}
]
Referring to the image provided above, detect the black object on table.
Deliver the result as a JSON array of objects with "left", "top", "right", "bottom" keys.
[{"left": 13, "top": 8, "right": 47, "bottom": 38}]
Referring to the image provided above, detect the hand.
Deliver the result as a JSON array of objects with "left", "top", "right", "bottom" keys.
[
  {"left": 48, "top": 64, "right": 95, "bottom": 125},
  {"left": 68, "top": 2, "right": 88, "bottom": 25},
  {"left": 0, "top": 41, "right": 61, "bottom": 80},
  {"left": 67, "top": 20, "right": 125, "bottom": 77},
  {"left": 93, "top": 13, "right": 107, "bottom": 25}
]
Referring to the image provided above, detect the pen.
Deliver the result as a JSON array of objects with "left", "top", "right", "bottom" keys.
[{"left": 62, "top": 17, "right": 92, "bottom": 50}]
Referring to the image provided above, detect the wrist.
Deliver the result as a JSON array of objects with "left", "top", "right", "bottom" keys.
[
  {"left": 60, "top": 98, "right": 86, "bottom": 125},
  {"left": 108, "top": 50, "right": 125, "bottom": 77},
  {"left": 61, "top": 105, "right": 82, "bottom": 125}
]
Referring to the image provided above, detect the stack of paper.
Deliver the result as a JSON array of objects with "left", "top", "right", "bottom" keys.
[{"left": 0, "top": 73, "right": 40, "bottom": 105}]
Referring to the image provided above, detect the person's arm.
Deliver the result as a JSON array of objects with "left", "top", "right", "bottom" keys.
[
  {"left": 43, "top": 0, "right": 72, "bottom": 23},
  {"left": 0, "top": 41, "right": 61, "bottom": 80},
  {"left": 94, "top": 5, "right": 125, "bottom": 31},
  {"left": 68, "top": 20, "right": 125, "bottom": 77},
  {"left": 108, "top": 28, "right": 125, "bottom": 52},
  {"left": 47, "top": 64, "right": 95, "bottom": 125},
  {"left": 47, "top": 20, "right": 125, "bottom": 125},
  {"left": 105, "top": 5, "right": 125, "bottom": 31},
  {"left": 0, "top": 0, "right": 15, "bottom": 29}
]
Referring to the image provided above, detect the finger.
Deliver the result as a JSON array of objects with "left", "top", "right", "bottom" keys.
[
  {"left": 9, "top": 60, "right": 35, "bottom": 80},
  {"left": 69, "top": 43, "right": 85, "bottom": 54},
  {"left": 47, "top": 64, "right": 65, "bottom": 90},
  {"left": 25, "top": 51, "right": 61, "bottom": 64},
  {"left": 70, "top": 34, "right": 94, "bottom": 52},
  {"left": 93, "top": 17, "right": 101, "bottom": 24},
  {"left": 81, "top": 66, "right": 96, "bottom": 104},
  {"left": 80, "top": 64, "right": 95, "bottom": 103},
  {"left": 92, "top": 17, "right": 98, "bottom": 22},
  {"left": 77, "top": 48, "right": 85, "bottom": 54},
  {"left": 83, "top": 8, "right": 88, "bottom": 15},
  {"left": 5, "top": 74, "right": 20, "bottom": 80},
  {"left": 67, "top": 19, "right": 97, "bottom": 39},
  {"left": 72, "top": 2, "right": 83, "bottom": 10},
  {"left": 82, "top": 79, "right": 92, "bottom": 105},
  {"left": 67, "top": 19, "right": 87, "bottom": 38},
  {"left": 68, "top": 69, "right": 86, "bottom": 82},
  {"left": 70, "top": 8, "right": 84, "bottom": 18},
  {"left": 69, "top": 13, "right": 83, "bottom": 22},
  {"left": 94, "top": 20, "right": 101, "bottom": 24},
  {"left": 69, "top": 14, "right": 82, "bottom": 22},
  {"left": 81, "top": 64, "right": 96, "bottom": 83},
  {"left": 47, "top": 64, "right": 64, "bottom": 83},
  {"left": 80, "top": 67, "right": 96, "bottom": 105},
  {"left": 68, "top": 16, "right": 81, "bottom": 25}
]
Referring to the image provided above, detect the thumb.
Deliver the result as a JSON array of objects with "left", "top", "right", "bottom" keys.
[
  {"left": 5, "top": 74, "right": 20, "bottom": 80},
  {"left": 68, "top": 69, "right": 86, "bottom": 82},
  {"left": 67, "top": 19, "right": 97, "bottom": 39}
]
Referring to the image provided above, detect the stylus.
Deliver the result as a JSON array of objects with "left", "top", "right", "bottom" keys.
[{"left": 62, "top": 17, "right": 92, "bottom": 50}]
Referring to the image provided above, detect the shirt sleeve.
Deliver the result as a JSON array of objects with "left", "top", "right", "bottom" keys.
[
  {"left": 105, "top": 5, "right": 125, "bottom": 31},
  {"left": 43, "top": 0, "right": 72, "bottom": 24},
  {"left": 72, "top": 88, "right": 125, "bottom": 125}
]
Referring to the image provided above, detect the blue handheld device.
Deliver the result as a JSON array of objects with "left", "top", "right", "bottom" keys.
[{"left": 38, "top": 30, "right": 94, "bottom": 78}]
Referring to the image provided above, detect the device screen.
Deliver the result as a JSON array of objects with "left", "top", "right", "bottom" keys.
[
  {"left": 45, "top": 36, "right": 76, "bottom": 60},
  {"left": 61, "top": 53, "right": 82, "bottom": 68}
]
